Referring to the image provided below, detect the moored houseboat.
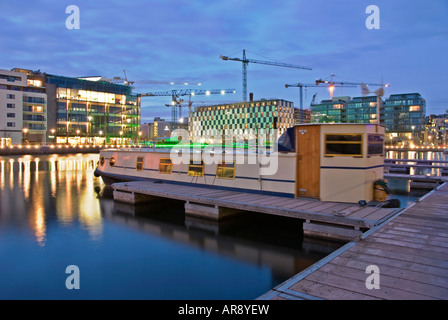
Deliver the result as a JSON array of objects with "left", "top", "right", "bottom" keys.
[{"left": 94, "top": 123, "right": 386, "bottom": 204}]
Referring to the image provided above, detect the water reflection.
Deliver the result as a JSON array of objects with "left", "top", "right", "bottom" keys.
[
  {"left": 0, "top": 153, "right": 341, "bottom": 299},
  {"left": 0, "top": 154, "right": 104, "bottom": 244},
  {"left": 100, "top": 194, "right": 339, "bottom": 285},
  {"left": 386, "top": 150, "right": 448, "bottom": 176}
]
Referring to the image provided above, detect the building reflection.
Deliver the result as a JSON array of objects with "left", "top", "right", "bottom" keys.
[
  {"left": 99, "top": 197, "right": 341, "bottom": 285},
  {"left": 0, "top": 154, "right": 103, "bottom": 244}
]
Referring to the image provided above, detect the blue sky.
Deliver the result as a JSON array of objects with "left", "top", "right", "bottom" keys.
[{"left": 1, "top": 0, "right": 447, "bottom": 122}]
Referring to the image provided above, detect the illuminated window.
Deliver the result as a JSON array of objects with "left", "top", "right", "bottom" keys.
[
  {"left": 188, "top": 160, "right": 204, "bottom": 177},
  {"left": 216, "top": 162, "right": 235, "bottom": 179},
  {"left": 136, "top": 157, "right": 144, "bottom": 171},
  {"left": 27, "top": 79, "right": 42, "bottom": 87},
  {"left": 409, "top": 105, "right": 420, "bottom": 112},
  {"left": 333, "top": 104, "right": 343, "bottom": 109},
  {"left": 325, "top": 134, "right": 363, "bottom": 157},
  {"left": 109, "top": 156, "right": 116, "bottom": 167},
  {"left": 159, "top": 158, "right": 173, "bottom": 174},
  {"left": 100, "top": 156, "right": 105, "bottom": 166}
]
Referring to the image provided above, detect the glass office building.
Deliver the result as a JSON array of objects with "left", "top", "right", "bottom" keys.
[
  {"left": 311, "top": 98, "right": 349, "bottom": 123},
  {"left": 345, "top": 96, "right": 379, "bottom": 124},
  {"left": 189, "top": 99, "right": 294, "bottom": 142},
  {"left": 382, "top": 93, "right": 426, "bottom": 133},
  {"left": 310, "top": 94, "right": 426, "bottom": 137},
  {"left": 46, "top": 75, "right": 140, "bottom": 145}
]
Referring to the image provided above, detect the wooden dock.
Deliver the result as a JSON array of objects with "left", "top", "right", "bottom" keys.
[
  {"left": 111, "top": 180, "right": 398, "bottom": 241},
  {"left": 258, "top": 182, "right": 448, "bottom": 300}
]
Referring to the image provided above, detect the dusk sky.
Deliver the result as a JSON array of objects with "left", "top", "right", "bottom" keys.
[{"left": 1, "top": 0, "right": 447, "bottom": 122}]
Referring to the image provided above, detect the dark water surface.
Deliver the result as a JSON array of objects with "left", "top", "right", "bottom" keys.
[{"left": 0, "top": 154, "right": 339, "bottom": 299}]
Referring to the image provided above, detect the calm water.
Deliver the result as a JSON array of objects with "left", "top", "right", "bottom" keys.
[
  {"left": 0, "top": 153, "right": 338, "bottom": 300},
  {"left": 385, "top": 150, "right": 448, "bottom": 207}
]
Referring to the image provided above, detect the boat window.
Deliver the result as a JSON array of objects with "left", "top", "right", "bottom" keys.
[
  {"left": 367, "top": 134, "right": 384, "bottom": 156},
  {"left": 100, "top": 156, "right": 105, "bottom": 166},
  {"left": 188, "top": 160, "right": 204, "bottom": 177},
  {"left": 325, "top": 134, "right": 363, "bottom": 157},
  {"left": 216, "top": 162, "right": 235, "bottom": 179},
  {"left": 136, "top": 157, "right": 144, "bottom": 171},
  {"left": 109, "top": 156, "right": 116, "bottom": 167},
  {"left": 159, "top": 158, "right": 173, "bottom": 174}
]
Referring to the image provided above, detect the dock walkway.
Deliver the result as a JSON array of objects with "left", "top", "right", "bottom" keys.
[
  {"left": 111, "top": 180, "right": 398, "bottom": 241},
  {"left": 259, "top": 182, "right": 448, "bottom": 300}
]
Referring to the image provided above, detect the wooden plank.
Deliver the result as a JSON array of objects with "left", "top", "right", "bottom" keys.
[
  {"left": 349, "top": 242, "right": 448, "bottom": 270},
  {"left": 280, "top": 199, "right": 317, "bottom": 209},
  {"left": 362, "top": 208, "right": 396, "bottom": 222},
  {"left": 309, "top": 202, "right": 347, "bottom": 213},
  {"left": 297, "top": 268, "right": 434, "bottom": 300},
  {"left": 330, "top": 256, "right": 448, "bottom": 289},
  {"left": 316, "top": 262, "right": 448, "bottom": 299},
  {"left": 288, "top": 279, "right": 380, "bottom": 300},
  {"left": 269, "top": 198, "right": 306, "bottom": 208},
  {"left": 290, "top": 200, "right": 331, "bottom": 211},
  {"left": 340, "top": 250, "right": 448, "bottom": 279}
]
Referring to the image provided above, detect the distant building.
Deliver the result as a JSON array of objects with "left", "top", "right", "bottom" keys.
[
  {"left": 46, "top": 74, "right": 140, "bottom": 145},
  {"left": 310, "top": 93, "right": 427, "bottom": 138},
  {"left": 346, "top": 96, "right": 379, "bottom": 124},
  {"left": 382, "top": 93, "right": 426, "bottom": 133},
  {"left": 293, "top": 108, "right": 311, "bottom": 124},
  {"left": 311, "top": 97, "right": 350, "bottom": 123},
  {"left": 189, "top": 99, "right": 294, "bottom": 142},
  {"left": 2, "top": 68, "right": 142, "bottom": 145},
  {"left": 0, "top": 68, "right": 47, "bottom": 144}
]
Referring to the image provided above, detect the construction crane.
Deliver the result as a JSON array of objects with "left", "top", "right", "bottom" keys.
[
  {"left": 285, "top": 82, "right": 356, "bottom": 123},
  {"left": 138, "top": 88, "right": 237, "bottom": 128},
  {"left": 99, "top": 69, "right": 203, "bottom": 87},
  {"left": 315, "top": 73, "right": 389, "bottom": 99},
  {"left": 220, "top": 49, "right": 312, "bottom": 102},
  {"left": 315, "top": 74, "right": 390, "bottom": 124}
]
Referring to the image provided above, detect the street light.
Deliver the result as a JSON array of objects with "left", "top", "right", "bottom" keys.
[
  {"left": 23, "top": 128, "right": 28, "bottom": 144},
  {"left": 119, "top": 131, "right": 123, "bottom": 145},
  {"left": 51, "top": 129, "right": 56, "bottom": 144}
]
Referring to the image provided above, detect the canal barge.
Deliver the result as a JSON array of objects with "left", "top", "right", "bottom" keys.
[{"left": 94, "top": 123, "right": 386, "bottom": 204}]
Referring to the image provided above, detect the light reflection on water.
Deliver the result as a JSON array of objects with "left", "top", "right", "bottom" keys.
[
  {"left": 0, "top": 153, "right": 336, "bottom": 299},
  {"left": 0, "top": 154, "right": 103, "bottom": 246}
]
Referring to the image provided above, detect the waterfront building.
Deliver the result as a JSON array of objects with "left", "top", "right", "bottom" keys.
[
  {"left": 141, "top": 117, "right": 188, "bottom": 141},
  {"left": 310, "top": 97, "right": 350, "bottom": 123},
  {"left": 293, "top": 108, "right": 311, "bottom": 124},
  {"left": 2, "top": 68, "right": 141, "bottom": 145},
  {"left": 382, "top": 93, "right": 426, "bottom": 136},
  {"left": 0, "top": 69, "right": 47, "bottom": 144},
  {"left": 426, "top": 113, "right": 448, "bottom": 146},
  {"left": 188, "top": 99, "right": 294, "bottom": 142},
  {"left": 46, "top": 74, "right": 140, "bottom": 145},
  {"left": 346, "top": 96, "right": 379, "bottom": 124},
  {"left": 310, "top": 93, "right": 427, "bottom": 144}
]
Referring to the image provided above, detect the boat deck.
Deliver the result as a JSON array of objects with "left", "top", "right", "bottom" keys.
[
  {"left": 258, "top": 182, "right": 448, "bottom": 300},
  {"left": 111, "top": 180, "right": 399, "bottom": 240}
]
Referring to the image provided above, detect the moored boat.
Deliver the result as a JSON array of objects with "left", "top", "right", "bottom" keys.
[{"left": 94, "top": 123, "right": 386, "bottom": 203}]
